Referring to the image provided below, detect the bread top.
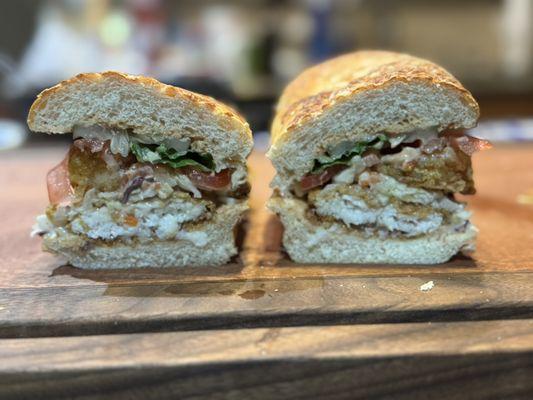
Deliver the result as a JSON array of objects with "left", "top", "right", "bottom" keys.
[
  {"left": 268, "top": 51, "right": 480, "bottom": 188},
  {"left": 28, "top": 71, "right": 253, "bottom": 165},
  {"left": 271, "top": 50, "right": 479, "bottom": 146}
]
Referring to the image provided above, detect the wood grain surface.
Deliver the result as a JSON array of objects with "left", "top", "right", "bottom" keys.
[
  {"left": 1, "top": 143, "right": 533, "bottom": 399},
  {"left": 0, "top": 144, "right": 532, "bottom": 338},
  {"left": 1, "top": 320, "right": 533, "bottom": 399}
]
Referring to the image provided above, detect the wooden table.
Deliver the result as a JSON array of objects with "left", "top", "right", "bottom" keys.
[{"left": 1, "top": 144, "right": 532, "bottom": 399}]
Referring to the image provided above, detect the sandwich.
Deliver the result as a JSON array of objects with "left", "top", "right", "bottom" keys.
[
  {"left": 30, "top": 71, "right": 253, "bottom": 268},
  {"left": 267, "top": 51, "right": 491, "bottom": 264}
]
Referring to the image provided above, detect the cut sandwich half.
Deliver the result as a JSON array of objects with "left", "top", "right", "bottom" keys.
[
  {"left": 267, "top": 51, "right": 491, "bottom": 264},
  {"left": 30, "top": 71, "right": 253, "bottom": 268}
]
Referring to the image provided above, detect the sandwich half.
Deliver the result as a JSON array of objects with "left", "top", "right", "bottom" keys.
[
  {"left": 30, "top": 71, "right": 253, "bottom": 268},
  {"left": 267, "top": 51, "right": 491, "bottom": 264}
]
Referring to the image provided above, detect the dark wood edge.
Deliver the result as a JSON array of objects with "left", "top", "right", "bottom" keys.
[{"left": 1, "top": 320, "right": 533, "bottom": 399}]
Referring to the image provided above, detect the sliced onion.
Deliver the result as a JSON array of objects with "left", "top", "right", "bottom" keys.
[
  {"left": 404, "top": 127, "right": 439, "bottom": 143},
  {"left": 73, "top": 125, "right": 112, "bottom": 141},
  {"left": 73, "top": 138, "right": 105, "bottom": 153},
  {"left": 74, "top": 125, "right": 130, "bottom": 157},
  {"left": 421, "top": 137, "right": 446, "bottom": 154},
  {"left": 362, "top": 153, "right": 380, "bottom": 167},
  {"left": 389, "top": 134, "right": 406, "bottom": 148},
  {"left": 101, "top": 147, "right": 119, "bottom": 169},
  {"left": 175, "top": 174, "right": 202, "bottom": 198},
  {"left": 109, "top": 129, "right": 130, "bottom": 157},
  {"left": 121, "top": 176, "right": 145, "bottom": 203},
  {"left": 126, "top": 164, "right": 154, "bottom": 179},
  {"left": 381, "top": 146, "right": 420, "bottom": 165},
  {"left": 327, "top": 140, "right": 354, "bottom": 159},
  {"left": 164, "top": 137, "right": 191, "bottom": 153}
]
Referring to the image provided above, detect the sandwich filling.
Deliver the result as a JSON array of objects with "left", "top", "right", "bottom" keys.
[
  {"left": 32, "top": 125, "right": 249, "bottom": 247},
  {"left": 273, "top": 127, "right": 490, "bottom": 241}
]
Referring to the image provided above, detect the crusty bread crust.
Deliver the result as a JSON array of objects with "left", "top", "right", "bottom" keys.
[
  {"left": 27, "top": 71, "right": 253, "bottom": 167},
  {"left": 266, "top": 51, "right": 480, "bottom": 264},
  {"left": 272, "top": 50, "right": 479, "bottom": 146},
  {"left": 268, "top": 197, "right": 476, "bottom": 265},
  {"left": 28, "top": 71, "right": 249, "bottom": 136},
  {"left": 61, "top": 239, "right": 240, "bottom": 269},
  {"left": 42, "top": 202, "right": 247, "bottom": 269},
  {"left": 267, "top": 50, "right": 481, "bottom": 191}
]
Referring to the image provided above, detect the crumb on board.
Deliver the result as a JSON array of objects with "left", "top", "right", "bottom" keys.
[
  {"left": 517, "top": 189, "right": 533, "bottom": 205},
  {"left": 420, "top": 280, "right": 435, "bottom": 292}
]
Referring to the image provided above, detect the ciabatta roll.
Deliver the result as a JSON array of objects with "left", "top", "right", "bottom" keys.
[
  {"left": 267, "top": 51, "right": 490, "bottom": 264},
  {"left": 30, "top": 71, "right": 253, "bottom": 268}
]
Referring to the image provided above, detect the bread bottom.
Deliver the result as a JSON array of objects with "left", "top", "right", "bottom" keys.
[
  {"left": 42, "top": 203, "right": 247, "bottom": 269},
  {"left": 268, "top": 197, "right": 477, "bottom": 265}
]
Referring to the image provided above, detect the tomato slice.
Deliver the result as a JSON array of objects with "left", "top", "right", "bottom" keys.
[
  {"left": 47, "top": 151, "right": 74, "bottom": 205},
  {"left": 185, "top": 168, "right": 232, "bottom": 191},
  {"left": 450, "top": 135, "right": 492, "bottom": 156},
  {"left": 443, "top": 131, "right": 492, "bottom": 156},
  {"left": 299, "top": 165, "right": 346, "bottom": 192}
]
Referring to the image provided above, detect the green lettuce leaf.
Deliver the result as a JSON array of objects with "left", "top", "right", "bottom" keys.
[
  {"left": 130, "top": 142, "right": 215, "bottom": 172},
  {"left": 311, "top": 135, "right": 388, "bottom": 174}
]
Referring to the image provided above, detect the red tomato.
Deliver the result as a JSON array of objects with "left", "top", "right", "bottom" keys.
[
  {"left": 442, "top": 131, "right": 492, "bottom": 156},
  {"left": 185, "top": 168, "right": 232, "bottom": 191},
  {"left": 299, "top": 164, "right": 346, "bottom": 192},
  {"left": 450, "top": 135, "right": 492, "bottom": 156},
  {"left": 47, "top": 151, "right": 74, "bottom": 205}
]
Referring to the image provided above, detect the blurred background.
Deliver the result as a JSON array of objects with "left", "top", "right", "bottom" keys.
[{"left": 1, "top": 0, "right": 532, "bottom": 149}]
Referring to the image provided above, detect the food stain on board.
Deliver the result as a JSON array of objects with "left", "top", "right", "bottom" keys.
[
  {"left": 238, "top": 289, "right": 266, "bottom": 300},
  {"left": 158, "top": 279, "right": 322, "bottom": 300},
  {"left": 51, "top": 264, "right": 324, "bottom": 299}
]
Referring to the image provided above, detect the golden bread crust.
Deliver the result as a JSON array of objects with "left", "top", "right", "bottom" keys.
[
  {"left": 28, "top": 71, "right": 252, "bottom": 143},
  {"left": 272, "top": 50, "right": 479, "bottom": 146}
]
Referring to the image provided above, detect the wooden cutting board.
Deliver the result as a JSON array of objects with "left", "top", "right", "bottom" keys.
[
  {"left": 0, "top": 144, "right": 533, "bottom": 399},
  {"left": 0, "top": 144, "right": 532, "bottom": 337}
]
